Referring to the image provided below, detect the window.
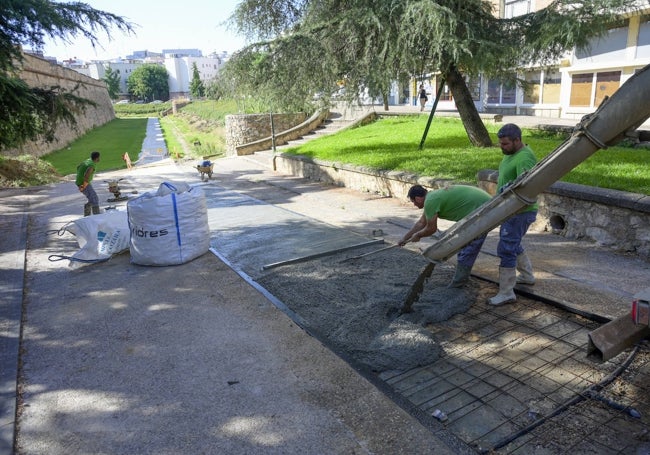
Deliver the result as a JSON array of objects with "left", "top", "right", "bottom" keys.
[
  {"left": 575, "top": 25, "right": 628, "bottom": 63},
  {"left": 501, "top": 81, "right": 516, "bottom": 103},
  {"left": 570, "top": 73, "right": 593, "bottom": 107},
  {"left": 487, "top": 79, "right": 501, "bottom": 103},
  {"left": 505, "top": 0, "right": 531, "bottom": 19},
  {"left": 594, "top": 71, "right": 620, "bottom": 107},
  {"left": 569, "top": 71, "right": 621, "bottom": 107},
  {"left": 487, "top": 76, "right": 516, "bottom": 104},
  {"left": 523, "top": 71, "right": 541, "bottom": 104},
  {"left": 542, "top": 70, "right": 561, "bottom": 104}
]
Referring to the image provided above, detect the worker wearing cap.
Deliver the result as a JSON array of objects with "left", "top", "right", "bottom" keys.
[
  {"left": 399, "top": 184, "right": 492, "bottom": 288},
  {"left": 489, "top": 123, "right": 538, "bottom": 306},
  {"left": 75, "top": 151, "right": 101, "bottom": 216}
]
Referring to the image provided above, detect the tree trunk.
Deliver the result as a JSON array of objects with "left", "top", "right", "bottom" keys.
[
  {"left": 444, "top": 64, "right": 493, "bottom": 147},
  {"left": 382, "top": 92, "right": 389, "bottom": 111}
]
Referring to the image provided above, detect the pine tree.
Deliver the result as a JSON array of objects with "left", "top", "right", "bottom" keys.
[
  {"left": 227, "top": 0, "right": 643, "bottom": 146},
  {"left": 189, "top": 63, "right": 205, "bottom": 99},
  {"left": 103, "top": 66, "right": 122, "bottom": 100}
]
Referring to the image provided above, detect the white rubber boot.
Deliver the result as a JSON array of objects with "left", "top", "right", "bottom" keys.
[
  {"left": 488, "top": 267, "right": 517, "bottom": 306},
  {"left": 516, "top": 252, "right": 535, "bottom": 285}
]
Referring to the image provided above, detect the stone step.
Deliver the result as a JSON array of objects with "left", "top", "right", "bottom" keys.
[{"left": 248, "top": 110, "right": 363, "bottom": 161}]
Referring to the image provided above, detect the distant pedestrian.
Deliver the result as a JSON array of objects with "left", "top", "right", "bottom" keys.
[
  {"left": 75, "top": 151, "right": 101, "bottom": 216},
  {"left": 399, "top": 184, "right": 492, "bottom": 287},
  {"left": 488, "top": 124, "right": 537, "bottom": 306},
  {"left": 418, "top": 84, "right": 428, "bottom": 111}
]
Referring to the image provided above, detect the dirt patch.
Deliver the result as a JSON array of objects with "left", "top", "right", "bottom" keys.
[
  {"left": 0, "top": 155, "right": 61, "bottom": 188},
  {"left": 256, "top": 247, "right": 483, "bottom": 372}
]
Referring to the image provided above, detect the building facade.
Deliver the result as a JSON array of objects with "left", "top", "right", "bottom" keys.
[
  {"left": 57, "top": 49, "right": 227, "bottom": 101},
  {"left": 413, "top": 1, "right": 650, "bottom": 121},
  {"left": 165, "top": 54, "right": 224, "bottom": 99}
]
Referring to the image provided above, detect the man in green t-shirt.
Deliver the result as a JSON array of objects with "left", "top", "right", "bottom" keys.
[
  {"left": 399, "top": 184, "right": 492, "bottom": 287},
  {"left": 75, "top": 151, "right": 101, "bottom": 216},
  {"left": 488, "top": 123, "right": 538, "bottom": 306}
]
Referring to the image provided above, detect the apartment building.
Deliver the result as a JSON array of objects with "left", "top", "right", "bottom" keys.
[
  {"left": 58, "top": 49, "right": 227, "bottom": 100},
  {"left": 77, "top": 60, "right": 140, "bottom": 98},
  {"left": 165, "top": 53, "right": 225, "bottom": 99},
  {"left": 419, "top": 1, "right": 650, "bottom": 120}
]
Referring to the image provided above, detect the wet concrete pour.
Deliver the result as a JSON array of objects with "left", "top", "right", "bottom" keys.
[{"left": 202, "top": 161, "right": 650, "bottom": 455}]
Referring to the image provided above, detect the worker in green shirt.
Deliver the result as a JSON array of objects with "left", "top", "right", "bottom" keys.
[
  {"left": 488, "top": 123, "right": 538, "bottom": 306},
  {"left": 399, "top": 184, "right": 492, "bottom": 287},
  {"left": 75, "top": 151, "right": 101, "bottom": 216}
]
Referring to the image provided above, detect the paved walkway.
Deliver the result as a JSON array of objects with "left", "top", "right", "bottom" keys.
[
  {"left": 135, "top": 117, "right": 169, "bottom": 165},
  {"left": 1, "top": 110, "right": 649, "bottom": 454}
]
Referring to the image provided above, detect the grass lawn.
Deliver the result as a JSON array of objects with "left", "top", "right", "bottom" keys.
[
  {"left": 36, "top": 104, "right": 650, "bottom": 196},
  {"left": 282, "top": 116, "right": 650, "bottom": 195},
  {"left": 43, "top": 118, "right": 148, "bottom": 176}
]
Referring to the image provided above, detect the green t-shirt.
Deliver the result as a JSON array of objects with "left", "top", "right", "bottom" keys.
[
  {"left": 497, "top": 145, "right": 538, "bottom": 212},
  {"left": 75, "top": 158, "right": 96, "bottom": 186},
  {"left": 423, "top": 185, "right": 491, "bottom": 222}
]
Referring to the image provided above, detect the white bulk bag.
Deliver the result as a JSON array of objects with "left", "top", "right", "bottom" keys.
[
  {"left": 65, "top": 209, "right": 130, "bottom": 265},
  {"left": 127, "top": 181, "right": 210, "bottom": 266}
]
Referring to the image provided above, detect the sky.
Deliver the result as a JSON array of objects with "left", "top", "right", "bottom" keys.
[{"left": 41, "top": 0, "right": 248, "bottom": 61}]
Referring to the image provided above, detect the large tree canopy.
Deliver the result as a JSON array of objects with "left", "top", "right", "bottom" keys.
[
  {"left": 228, "top": 0, "right": 643, "bottom": 146},
  {"left": 0, "top": 0, "right": 133, "bottom": 150},
  {"left": 127, "top": 64, "right": 169, "bottom": 102}
]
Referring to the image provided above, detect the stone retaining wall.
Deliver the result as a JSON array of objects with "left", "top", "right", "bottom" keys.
[
  {"left": 271, "top": 153, "right": 650, "bottom": 259},
  {"left": 2, "top": 53, "right": 115, "bottom": 157},
  {"left": 225, "top": 113, "right": 307, "bottom": 156},
  {"left": 233, "top": 110, "right": 330, "bottom": 156},
  {"left": 475, "top": 169, "right": 650, "bottom": 258}
]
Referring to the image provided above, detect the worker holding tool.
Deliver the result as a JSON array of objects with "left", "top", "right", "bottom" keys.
[
  {"left": 488, "top": 123, "right": 538, "bottom": 306},
  {"left": 399, "top": 184, "right": 491, "bottom": 288},
  {"left": 75, "top": 151, "right": 101, "bottom": 216}
]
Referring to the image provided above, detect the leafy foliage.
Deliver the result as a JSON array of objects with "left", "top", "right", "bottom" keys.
[
  {"left": 103, "top": 66, "right": 121, "bottom": 99},
  {"left": 189, "top": 62, "right": 205, "bottom": 99},
  {"left": 221, "top": 34, "right": 337, "bottom": 113},
  {"left": 226, "top": 0, "right": 643, "bottom": 146},
  {"left": 0, "top": 0, "right": 134, "bottom": 150},
  {"left": 113, "top": 101, "right": 172, "bottom": 117},
  {"left": 127, "top": 64, "right": 169, "bottom": 102}
]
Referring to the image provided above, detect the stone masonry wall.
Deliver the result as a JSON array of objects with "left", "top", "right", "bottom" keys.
[
  {"left": 476, "top": 170, "right": 650, "bottom": 259},
  {"left": 225, "top": 113, "right": 307, "bottom": 156},
  {"left": 535, "top": 183, "right": 650, "bottom": 258},
  {"left": 2, "top": 53, "right": 115, "bottom": 157}
]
